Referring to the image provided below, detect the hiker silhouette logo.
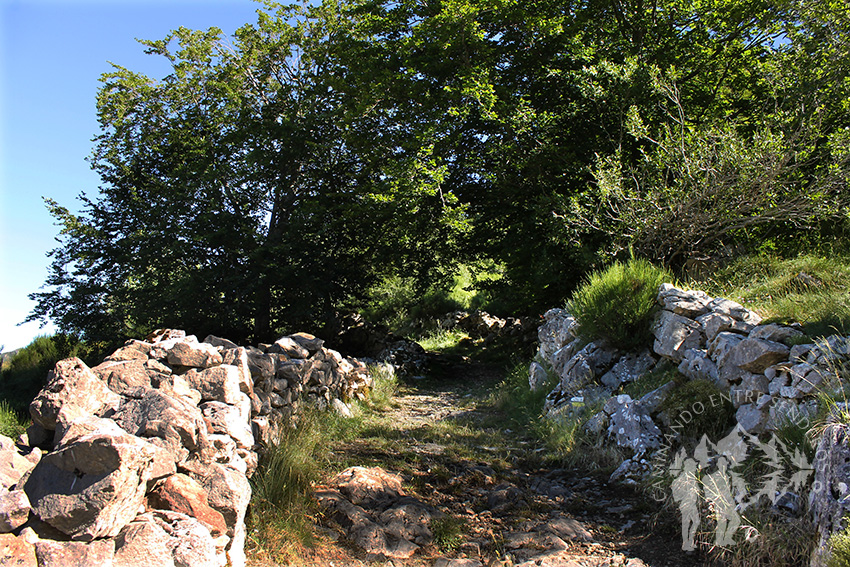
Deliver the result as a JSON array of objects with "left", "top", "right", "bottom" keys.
[{"left": 668, "top": 425, "right": 814, "bottom": 551}]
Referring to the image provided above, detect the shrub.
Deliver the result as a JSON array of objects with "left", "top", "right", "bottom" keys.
[{"left": 568, "top": 258, "right": 672, "bottom": 351}]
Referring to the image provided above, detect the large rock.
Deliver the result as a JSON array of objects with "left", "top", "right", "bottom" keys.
[
  {"left": 722, "top": 338, "right": 790, "bottom": 382},
  {"left": 0, "top": 490, "right": 30, "bottom": 532},
  {"left": 652, "top": 311, "right": 703, "bottom": 362},
  {"left": 150, "top": 510, "right": 221, "bottom": 567},
  {"left": 199, "top": 402, "right": 254, "bottom": 449},
  {"left": 0, "top": 435, "right": 37, "bottom": 490},
  {"left": 114, "top": 514, "right": 177, "bottom": 567},
  {"left": 29, "top": 358, "right": 121, "bottom": 430},
  {"left": 148, "top": 474, "right": 228, "bottom": 538},
  {"left": 810, "top": 421, "right": 850, "bottom": 566},
  {"left": 113, "top": 389, "right": 210, "bottom": 460},
  {"left": 269, "top": 337, "right": 309, "bottom": 359},
  {"left": 603, "top": 395, "right": 662, "bottom": 456},
  {"left": 182, "top": 461, "right": 250, "bottom": 538},
  {"left": 24, "top": 431, "right": 156, "bottom": 540},
  {"left": 599, "top": 350, "right": 656, "bottom": 390},
  {"left": 166, "top": 341, "right": 223, "bottom": 369},
  {"left": 93, "top": 359, "right": 158, "bottom": 397},
  {"left": 34, "top": 539, "right": 115, "bottom": 567},
  {"left": 557, "top": 342, "right": 619, "bottom": 392},
  {"left": 657, "top": 285, "right": 712, "bottom": 318},
  {"left": 183, "top": 366, "right": 243, "bottom": 405},
  {"left": 0, "top": 532, "right": 37, "bottom": 567}
]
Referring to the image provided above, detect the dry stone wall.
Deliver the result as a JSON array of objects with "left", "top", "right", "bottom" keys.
[{"left": 0, "top": 329, "right": 371, "bottom": 567}]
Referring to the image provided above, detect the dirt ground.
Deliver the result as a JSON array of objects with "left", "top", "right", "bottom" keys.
[{"left": 253, "top": 361, "right": 702, "bottom": 567}]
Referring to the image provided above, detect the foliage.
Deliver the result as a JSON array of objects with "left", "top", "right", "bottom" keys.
[
  {"left": 0, "top": 401, "right": 28, "bottom": 440},
  {"left": 568, "top": 258, "right": 672, "bottom": 351},
  {"left": 691, "top": 253, "right": 850, "bottom": 337},
  {"left": 431, "top": 515, "right": 466, "bottom": 552},
  {"left": 490, "top": 360, "right": 555, "bottom": 429},
  {"left": 828, "top": 521, "right": 850, "bottom": 567},
  {"left": 660, "top": 379, "right": 736, "bottom": 442}
]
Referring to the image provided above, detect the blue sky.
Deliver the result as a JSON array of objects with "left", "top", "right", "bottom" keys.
[{"left": 0, "top": 0, "right": 263, "bottom": 351}]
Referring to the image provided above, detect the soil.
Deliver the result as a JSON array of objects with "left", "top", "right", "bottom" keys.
[{"left": 255, "top": 360, "right": 703, "bottom": 567}]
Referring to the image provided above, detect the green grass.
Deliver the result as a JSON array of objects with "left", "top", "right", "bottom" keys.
[
  {"left": 568, "top": 257, "right": 673, "bottom": 351},
  {"left": 0, "top": 400, "right": 28, "bottom": 440},
  {"left": 689, "top": 253, "right": 850, "bottom": 338}
]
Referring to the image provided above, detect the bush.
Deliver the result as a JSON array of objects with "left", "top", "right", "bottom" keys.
[
  {"left": 568, "top": 258, "right": 672, "bottom": 351},
  {"left": 660, "top": 379, "right": 735, "bottom": 442}
]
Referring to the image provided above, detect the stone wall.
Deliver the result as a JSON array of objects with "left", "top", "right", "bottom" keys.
[
  {"left": 0, "top": 329, "right": 371, "bottom": 567},
  {"left": 532, "top": 284, "right": 850, "bottom": 563}
]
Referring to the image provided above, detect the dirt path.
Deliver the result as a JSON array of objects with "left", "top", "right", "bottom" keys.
[{"left": 303, "top": 362, "right": 698, "bottom": 567}]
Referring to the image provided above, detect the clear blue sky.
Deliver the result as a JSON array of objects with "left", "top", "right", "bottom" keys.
[{"left": 0, "top": 0, "right": 264, "bottom": 351}]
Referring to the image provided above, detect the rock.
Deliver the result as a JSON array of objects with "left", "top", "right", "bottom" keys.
[
  {"left": 766, "top": 398, "right": 817, "bottom": 431},
  {"left": 708, "top": 331, "right": 746, "bottom": 371},
  {"left": 528, "top": 361, "right": 550, "bottom": 391},
  {"left": 331, "top": 398, "right": 353, "bottom": 418},
  {"left": 182, "top": 365, "right": 243, "bottom": 405},
  {"left": 725, "top": 338, "right": 790, "bottom": 374},
  {"left": 114, "top": 389, "right": 210, "bottom": 459},
  {"left": 93, "top": 360, "right": 155, "bottom": 397},
  {"left": 706, "top": 298, "right": 762, "bottom": 324},
  {"left": 114, "top": 514, "right": 177, "bottom": 567},
  {"left": 735, "top": 404, "right": 768, "bottom": 434},
  {"left": 244, "top": 351, "right": 276, "bottom": 383},
  {"left": 0, "top": 490, "right": 30, "bottom": 532},
  {"left": 182, "top": 461, "right": 250, "bottom": 538},
  {"left": 269, "top": 337, "right": 309, "bottom": 359},
  {"left": 557, "top": 342, "right": 619, "bottom": 392},
  {"left": 0, "top": 435, "right": 38, "bottom": 490},
  {"left": 148, "top": 474, "right": 228, "bottom": 538},
  {"left": 327, "top": 467, "right": 404, "bottom": 507},
  {"left": 288, "top": 332, "right": 325, "bottom": 354},
  {"left": 657, "top": 285, "right": 712, "bottom": 317},
  {"left": 29, "top": 357, "right": 121, "bottom": 431},
  {"left": 221, "top": 348, "right": 253, "bottom": 396},
  {"left": 696, "top": 312, "right": 753, "bottom": 342},
  {"left": 537, "top": 310, "right": 577, "bottom": 361},
  {"left": 24, "top": 430, "right": 156, "bottom": 540},
  {"left": 105, "top": 340, "right": 152, "bottom": 362},
  {"left": 810, "top": 421, "right": 850, "bottom": 566},
  {"left": 200, "top": 402, "right": 255, "bottom": 449},
  {"left": 166, "top": 342, "right": 223, "bottom": 369},
  {"left": 151, "top": 510, "right": 221, "bottom": 567},
  {"left": 652, "top": 311, "right": 702, "bottom": 362},
  {"left": 749, "top": 323, "right": 805, "bottom": 345},
  {"left": 33, "top": 539, "right": 115, "bottom": 567},
  {"left": 0, "top": 532, "right": 37, "bottom": 567},
  {"left": 202, "top": 335, "right": 238, "bottom": 351},
  {"left": 605, "top": 395, "right": 662, "bottom": 456},
  {"left": 600, "top": 350, "right": 656, "bottom": 390},
  {"left": 678, "top": 348, "right": 719, "bottom": 383}
]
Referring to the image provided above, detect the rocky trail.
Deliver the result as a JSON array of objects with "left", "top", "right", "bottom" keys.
[{"left": 289, "top": 362, "right": 697, "bottom": 567}]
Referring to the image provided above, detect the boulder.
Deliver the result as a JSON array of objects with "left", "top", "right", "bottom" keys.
[
  {"left": 706, "top": 298, "right": 762, "bottom": 324},
  {"left": 166, "top": 342, "right": 223, "bottom": 369},
  {"left": 557, "top": 342, "right": 619, "bottom": 392},
  {"left": 749, "top": 323, "right": 806, "bottom": 345},
  {"left": 0, "top": 532, "right": 37, "bottom": 567},
  {"left": 183, "top": 366, "right": 243, "bottom": 405},
  {"left": 202, "top": 335, "right": 239, "bottom": 351},
  {"left": 34, "top": 539, "right": 115, "bottom": 567},
  {"left": 104, "top": 340, "right": 151, "bottom": 362},
  {"left": 182, "top": 461, "right": 250, "bottom": 538},
  {"left": 652, "top": 311, "right": 702, "bottom": 362},
  {"left": 24, "top": 431, "right": 156, "bottom": 540},
  {"left": 29, "top": 358, "right": 121, "bottom": 430},
  {"left": 604, "top": 395, "right": 662, "bottom": 456},
  {"left": 288, "top": 332, "right": 325, "bottom": 354},
  {"left": 113, "top": 389, "right": 210, "bottom": 459},
  {"left": 735, "top": 404, "right": 768, "bottom": 434},
  {"left": 677, "top": 348, "right": 719, "bottom": 383},
  {"left": 221, "top": 348, "right": 253, "bottom": 395},
  {"left": 114, "top": 514, "right": 177, "bottom": 567},
  {"left": 599, "top": 350, "right": 656, "bottom": 390},
  {"left": 151, "top": 510, "right": 221, "bottom": 567},
  {"left": 528, "top": 361, "right": 550, "bottom": 392},
  {"left": 148, "top": 474, "right": 228, "bottom": 538},
  {"left": 657, "top": 285, "right": 712, "bottom": 317},
  {"left": 0, "top": 435, "right": 38, "bottom": 490},
  {"left": 269, "top": 337, "right": 309, "bottom": 359},
  {"left": 724, "top": 338, "right": 790, "bottom": 375},
  {"left": 0, "top": 489, "right": 30, "bottom": 532},
  {"left": 200, "top": 402, "right": 254, "bottom": 449},
  {"left": 810, "top": 421, "right": 850, "bottom": 566}
]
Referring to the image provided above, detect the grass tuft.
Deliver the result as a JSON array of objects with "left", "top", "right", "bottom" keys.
[{"left": 568, "top": 258, "right": 673, "bottom": 351}]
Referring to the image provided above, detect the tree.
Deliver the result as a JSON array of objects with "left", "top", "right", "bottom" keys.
[{"left": 28, "top": 0, "right": 467, "bottom": 344}]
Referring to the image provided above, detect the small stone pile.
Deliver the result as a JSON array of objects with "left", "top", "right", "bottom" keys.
[{"left": 0, "top": 329, "right": 371, "bottom": 567}]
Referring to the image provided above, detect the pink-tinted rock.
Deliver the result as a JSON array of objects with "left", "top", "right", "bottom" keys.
[
  {"left": 29, "top": 358, "right": 121, "bottom": 430},
  {"left": 0, "top": 532, "right": 37, "bottom": 567},
  {"left": 148, "top": 474, "right": 227, "bottom": 538},
  {"left": 34, "top": 539, "right": 115, "bottom": 567},
  {"left": 0, "top": 489, "right": 31, "bottom": 532}
]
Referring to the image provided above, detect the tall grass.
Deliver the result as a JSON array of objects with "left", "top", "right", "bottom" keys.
[
  {"left": 689, "top": 253, "right": 850, "bottom": 337},
  {"left": 568, "top": 258, "right": 673, "bottom": 351}
]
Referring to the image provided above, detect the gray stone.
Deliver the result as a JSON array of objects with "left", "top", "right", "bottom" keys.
[
  {"left": 810, "top": 420, "right": 850, "bottom": 566},
  {"left": 657, "top": 285, "right": 712, "bottom": 317},
  {"left": 749, "top": 323, "right": 805, "bottom": 345},
  {"left": 735, "top": 404, "right": 768, "bottom": 434},
  {"left": 706, "top": 298, "right": 762, "bottom": 324},
  {"left": 29, "top": 357, "right": 122, "bottom": 431},
  {"left": 726, "top": 338, "right": 790, "bottom": 374},
  {"left": 269, "top": 337, "right": 309, "bottom": 359},
  {"left": 678, "top": 348, "right": 719, "bottom": 383},
  {"left": 606, "top": 395, "right": 661, "bottom": 456},
  {"left": 652, "top": 310, "right": 703, "bottom": 362},
  {"left": 288, "top": 332, "right": 325, "bottom": 354},
  {"left": 528, "top": 361, "right": 550, "bottom": 391},
  {"left": 557, "top": 342, "right": 619, "bottom": 392},
  {"left": 24, "top": 431, "right": 155, "bottom": 540},
  {"left": 600, "top": 350, "right": 656, "bottom": 390}
]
